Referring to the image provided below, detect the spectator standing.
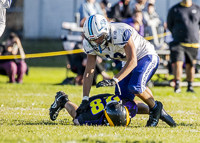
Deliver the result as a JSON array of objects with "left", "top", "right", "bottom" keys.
[
  {"left": 0, "top": 0, "right": 12, "bottom": 37},
  {"left": 0, "top": 32, "right": 27, "bottom": 83},
  {"left": 111, "top": 0, "right": 132, "bottom": 22},
  {"left": 79, "top": 0, "right": 103, "bottom": 27},
  {"left": 167, "top": 0, "right": 200, "bottom": 93},
  {"left": 122, "top": 10, "right": 144, "bottom": 36}
]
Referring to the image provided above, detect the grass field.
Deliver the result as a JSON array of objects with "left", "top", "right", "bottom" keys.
[{"left": 0, "top": 67, "right": 200, "bottom": 143}]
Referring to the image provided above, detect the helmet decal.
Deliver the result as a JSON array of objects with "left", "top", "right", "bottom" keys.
[
  {"left": 88, "top": 15, "right": 94, "bottom": 36},
  {"left": 98, "top": 19, "right": 107, "bottom": 31}
]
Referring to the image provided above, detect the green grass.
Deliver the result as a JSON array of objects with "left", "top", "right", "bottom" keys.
[{"left": 0, "top": 67, "right": 200, "bottom": 143}]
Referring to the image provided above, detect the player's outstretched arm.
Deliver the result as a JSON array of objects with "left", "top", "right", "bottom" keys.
[
  {"left": 83, "top": 54, "right": 97, "bottom": 97},
  {"left": 76, "top": 54, "right": 97, "bottom": 116}
]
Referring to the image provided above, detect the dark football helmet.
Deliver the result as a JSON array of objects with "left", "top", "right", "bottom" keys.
[{"left": 104, "top": 101, "right": 131, "bottom": 126}]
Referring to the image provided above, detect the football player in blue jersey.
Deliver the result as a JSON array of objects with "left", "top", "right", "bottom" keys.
[
  {"left": 49, "top": 91, "right": 176, "bottom": 127},
  {"left": 75, "top": 14, "right": 176, "bottom": 127}
]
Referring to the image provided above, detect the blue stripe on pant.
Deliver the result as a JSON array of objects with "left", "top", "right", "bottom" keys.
[{"left": 115, "top": 55, "right": 159, "bottom": 100}]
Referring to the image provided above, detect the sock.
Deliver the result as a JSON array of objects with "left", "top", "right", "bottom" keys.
[
  {"left": 187, "top": 81, "right": 192, "bottom": 89},
  {"left": 150, "top": 102, "right": 157, "bottom": 110},
  {"left": 175, "top": 79, "right": 180, "bottom": 89}
]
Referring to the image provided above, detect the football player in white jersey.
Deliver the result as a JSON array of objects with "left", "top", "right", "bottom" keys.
[
  {"left": 0, "top": 0, "right": 12, "bottom": 37},
  {"left": 76, "top": 14, "right": 176, "bottom": 127}
]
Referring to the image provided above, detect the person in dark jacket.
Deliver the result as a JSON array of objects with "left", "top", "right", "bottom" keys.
[
  {"left": 111, "top": 0, "right": 132, "bottom": 22},
  {"left": 167, "top": 0, "right": 200, "bottom": 93}
]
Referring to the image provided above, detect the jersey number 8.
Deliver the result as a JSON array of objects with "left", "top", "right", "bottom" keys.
[{"left": 90, "top": 95, "right": 120, "bottom": 115}]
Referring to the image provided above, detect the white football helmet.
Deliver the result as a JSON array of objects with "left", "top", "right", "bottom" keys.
[{"left": 83, "top": 14, "right": 110, "bottom": 53}]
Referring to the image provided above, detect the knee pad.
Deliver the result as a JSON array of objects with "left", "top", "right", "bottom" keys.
[{"left": 128, "top": 85, "right": 143, "bottom": 94}]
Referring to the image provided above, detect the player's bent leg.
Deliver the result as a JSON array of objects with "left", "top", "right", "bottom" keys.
[
  {"left": 127, "top": 55, "right": 160, "bottom": 127},
  {"left": 134, "top": 90, "right": 162, "bottom": 127},
  {"left": 134, "top": 100, "right": 149, "bottom": 114},
  {"left": 49, "top": 91, "right": 69, "bottom": 121},
  {"left": 65, "top": 101, "right": 78, "bottom": 119}
]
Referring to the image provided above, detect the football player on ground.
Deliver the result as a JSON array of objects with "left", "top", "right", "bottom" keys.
[
  {"left": 49, "top": 91, "right": 176, "bottom": 127},
  {"left": 76, "top": 14, "right": 176, "bottom": 127}
]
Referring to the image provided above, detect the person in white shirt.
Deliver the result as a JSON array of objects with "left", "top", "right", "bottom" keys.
[
  {"left": 0, "top": 0, "right": 12, "bottom": 37},
  {"left": 75, "top": 14, "right": 176, "bottom": 127}
]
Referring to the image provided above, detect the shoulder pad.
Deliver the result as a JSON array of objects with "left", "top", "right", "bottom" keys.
[{"left": 110, "top": 23, "right": 133, "bottom": 46}]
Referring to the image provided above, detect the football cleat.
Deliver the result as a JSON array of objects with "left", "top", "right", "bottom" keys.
[
  {"left": 146, "top": 101, "right": 162, "bottom": 127},
  {"left": 160, "top": 107, "right": 176, "bottom": 127},
  {"left": 187, "top": 87, "right": 195, "bottom": 93},
  {"left": 49, "top": 91, "right": 69, "bottom": 121},
  {"left": 174, "top": 87, "right": 181, "bottom": 93}
]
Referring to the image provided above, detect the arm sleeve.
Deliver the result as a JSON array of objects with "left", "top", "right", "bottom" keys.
[
  {"left": 0, "top": 24, "right": 5, "bottom": 37},
  {"left": 1, "top": 0, "right": 12, "bottom": 9},
  {"left": 167, "top": 8, "right": 174, "bottom": 32},
  {"left": 0, "top": 8, "right": 6, "bottom": 37}
]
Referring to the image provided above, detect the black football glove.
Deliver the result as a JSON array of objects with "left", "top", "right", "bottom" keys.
[
  {"left": 96, "top": 79, "right": 116, "bottom": 88},
  {"left": 76, "top": 99, "right": 90, "bottom": 117}
]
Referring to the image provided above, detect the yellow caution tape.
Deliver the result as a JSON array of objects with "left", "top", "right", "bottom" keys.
[
  {"left": 0, "top": 32, "right": 172, "bottom": 60},
  {"left": 144, "top": 31, "right": 171, "bottom": 41},
  {"left": 0, "top": 49, "right": 84, "bottom": 59}
]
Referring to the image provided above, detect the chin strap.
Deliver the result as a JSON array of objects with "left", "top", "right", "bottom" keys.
[{"left": 98, "top": 46, "right": 102, "bottom": 53}]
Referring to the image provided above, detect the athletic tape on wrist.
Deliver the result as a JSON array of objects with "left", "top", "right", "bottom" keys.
[{"left": 112, "top": 77, "right": 119, "bottom": 83}]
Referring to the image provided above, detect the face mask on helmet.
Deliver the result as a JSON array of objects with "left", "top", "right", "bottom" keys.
[
  {"left": 104, "top": 100, "right": 131, "bottom": 126},
  {"left": 85, "top": 34, "right": 108, "bottom": 53},
  {"left": 83, "top": 14, "right": 110, "bottom": 53}
]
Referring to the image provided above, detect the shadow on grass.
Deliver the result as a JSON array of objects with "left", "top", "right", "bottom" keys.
[
  {"left": 81, "top": 139, "right": 161, "bottom": 143},
  {"left": 2, "top": 119, "right": 72, "bottom": 126},
  {"left": 177, "top": 122, "right": 200, "bottom": 127}
]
